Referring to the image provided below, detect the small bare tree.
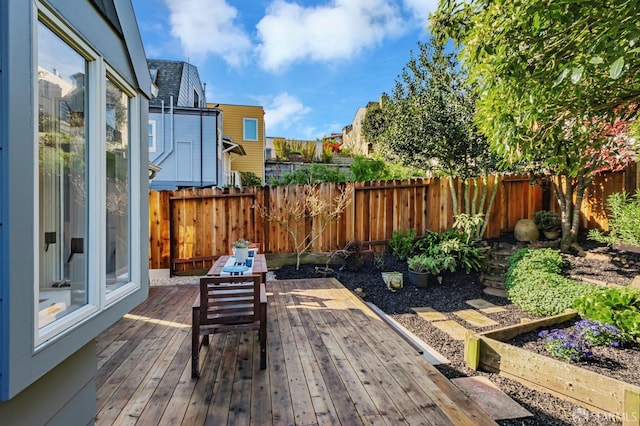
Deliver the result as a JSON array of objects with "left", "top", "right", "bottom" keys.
[{"left": 256, "top": 183, "right": 353, "bottom": 270}]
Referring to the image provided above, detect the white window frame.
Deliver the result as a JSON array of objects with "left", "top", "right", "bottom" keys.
[
  {"left": 33, "top": 4, "right": 141, "bottom": 348},
  {"left": 243, "top": 117, "right": 258, "bottom": 141},
  {"left": 104, "top": 66, "right": 141, "bottom": 306},
  {"left": 148, "top": 120, "right": 156, "bottom": 152}
]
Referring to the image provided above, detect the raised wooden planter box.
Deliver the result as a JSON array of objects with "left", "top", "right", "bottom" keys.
[{"left": 464, "top": 310, "right": 640, "bottom": 425}]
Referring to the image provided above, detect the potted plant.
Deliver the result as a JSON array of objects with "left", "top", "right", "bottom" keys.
[
  {"left": 408, "top": 253, "right": 457, "bottom": 287},
  {"left": 407, "top": 255, "right": 431, "bottom": 287},
  {"left": 233, "top": 239, "right": 251, "bottom": 264},
  {"left": 534, "top": 210, "right": 561, "bottom": 240}
]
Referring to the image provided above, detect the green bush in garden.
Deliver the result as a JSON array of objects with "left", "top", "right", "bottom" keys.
[
  {"left": 573, "top": 287, "right": 640, "bottom": 342},
  {"left": 505, "top": 248, "right": 563, "bottom": 290},
  {"left": 412, "top": 228, "right": 486, "bottom": 274},
  {"left": 506, "top": 248, "right": 596, "bottom": 315},
  {"left": 239, "top": 171, "right": 262, "bottom": 187},
  {"left": 588, "top": 190, "right": 640, "bottom": 248},
  {"left": 389, "top": 228, "right": 416, "bottom": 260},
  {"left": 508, "top": 271, "right": 595, "bottom": 315}
]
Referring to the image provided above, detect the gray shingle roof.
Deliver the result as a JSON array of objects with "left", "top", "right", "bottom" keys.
[{"left": 147, "top": 59, "right": 185, "bottom": 107}]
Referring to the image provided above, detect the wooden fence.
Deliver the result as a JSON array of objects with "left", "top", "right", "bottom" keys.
[{"left": 149, "top": 168, "right": 638, "bottom": 271}]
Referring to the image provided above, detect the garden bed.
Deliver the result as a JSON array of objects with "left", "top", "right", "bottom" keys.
[{"left": 464, "top": 311, "right": 640, "bottom": 424}]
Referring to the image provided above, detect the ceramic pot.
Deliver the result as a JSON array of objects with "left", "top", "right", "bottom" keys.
[
  {"left": 514, "top": 219, "right": 539, "bottom": 242},
  {"left": 234, "top": 247, "right": 249, "bottom": 264}
]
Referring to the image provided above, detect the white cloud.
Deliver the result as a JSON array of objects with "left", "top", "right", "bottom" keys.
[
  {"left": 164, "top": 0, "right": 252, "bottom": 67},
  {"left": 402, "top": 0, "right": 439, "bottom": 23},
  {"left": 256, "top": 0, "right": 406, "bottom": 72},
  {"left": 263, "top": 93, "right": 312, "bottom": 132}
]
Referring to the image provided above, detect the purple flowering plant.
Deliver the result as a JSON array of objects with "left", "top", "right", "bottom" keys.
[
  {"left": 575, "top": 319, "right": 625, "bottom": 347},
  {"left": 538, "top": 329, "right": 593, "bottom": 362},
  {"left": 538, "top": 319, "right": 625, "bottom": 362}
]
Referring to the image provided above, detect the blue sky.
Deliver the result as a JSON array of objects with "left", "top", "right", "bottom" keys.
[{"left": 131, "top": 0, "right": 436, "bottom": 140}]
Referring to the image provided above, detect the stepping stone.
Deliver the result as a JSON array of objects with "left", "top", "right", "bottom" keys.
[
  {"left": 412, "top": 307, "right": 447, "bottom": 322},
  {"left": 631, "top": 275, "right": 640, "bottom": 289},
  {"left": 454, "top": 309, "right": 499, "bottom": 328},
  {"left": 465, "top": 299, "right": 506, "bottom": 313},
  {"left": 431, "top": 320, "right": 468, "bottom": 341},
  {"left": 451, "top": 376, "right": 532, "bottom": 420},
  {"left": 483, "top": 287, "right": 507, "bottom": 298},
  {"left": 585, "top": 252, "right": 611, "bottom": 262}
]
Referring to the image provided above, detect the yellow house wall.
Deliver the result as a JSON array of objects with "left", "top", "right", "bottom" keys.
[{"left": 212, "top": 103, "right": 265, "bottom": 183}]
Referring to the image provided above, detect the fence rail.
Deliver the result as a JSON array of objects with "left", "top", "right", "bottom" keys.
[{"left": 149, "top": 168, "right": 637, "bottom": 271}]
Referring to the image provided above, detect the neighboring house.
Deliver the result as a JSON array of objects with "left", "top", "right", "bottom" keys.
[
  {"left": 265, "top": 136, "right": 322, "bottom": 161},
  {"left": 147, "top": 59, "right": 237, "bottom": 189},
  {"left": 148, "top": 59, "right": 204, "bottom": 109},
  {"left": 0, "top": 0, "right": 151, "bottom": 424},
  {"left": 342, "top": 102, "right": 376, "bottom": 156},
  {"left": 213, "top": 103, "right": 266, "bottom": 185},
  {"left": 265, "top": 136, "right": 279, "bottom": 160}
]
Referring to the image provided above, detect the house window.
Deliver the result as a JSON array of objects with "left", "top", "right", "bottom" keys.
[
  {"left": 193, "top": 90, "right": 200, "bottom": 108},
  {"left": 105, "top": 77, "right": 131, "bottom": 297},
  {"left": 148, "top": 120, "right": 156, "bottom": 152},
  {"left": 37, "top": 20, "right": 90, "bottom": 332},
  {"left": 243, "top": 118, "right": 258, "bottom": 141},
  {"left": 35, "top": 10, "right": 140, "bottom": 344}
]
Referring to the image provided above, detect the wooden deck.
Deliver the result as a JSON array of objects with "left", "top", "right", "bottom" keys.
[{"left": 95, "top": 278, "right": 496, "bottom": 425}]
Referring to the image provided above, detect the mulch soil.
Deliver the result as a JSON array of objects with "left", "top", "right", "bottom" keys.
[{"left": 271, "top": 238, "right": 640, "bottom": 426}]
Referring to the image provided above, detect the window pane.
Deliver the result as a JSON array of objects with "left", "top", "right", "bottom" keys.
[
  {"left": 106, "top": 78, "right": 130, "bottom": 293},
  {"left": 148, "top": 120, "right": 156, "bottom": 152},
  {"left": 244, "top": 118, "right": 257, "bottom": 140},
  {"left": 38, "top": 22, "right": 88, "bottom": 328}
]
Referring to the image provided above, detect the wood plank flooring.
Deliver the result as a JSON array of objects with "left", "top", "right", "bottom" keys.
[{"left": 95, "top": 278, "right": 496, "bottom": 425}]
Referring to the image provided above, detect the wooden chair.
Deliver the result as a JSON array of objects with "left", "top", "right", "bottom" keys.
[{"left": 192, "top": 275, "right": 267, "bottom": 378}]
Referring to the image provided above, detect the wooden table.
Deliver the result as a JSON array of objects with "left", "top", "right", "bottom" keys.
[{"left": 207, "top": 254, "right": 268, "bottom": 283}]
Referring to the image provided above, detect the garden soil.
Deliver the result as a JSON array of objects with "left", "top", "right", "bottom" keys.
[{"left": 272, "top": 238, "right": 640, "bottom": 426}]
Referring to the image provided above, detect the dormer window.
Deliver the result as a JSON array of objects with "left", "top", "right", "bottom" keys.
[{"left": 193, "top": 90, "right": 199, "bottom": 108}]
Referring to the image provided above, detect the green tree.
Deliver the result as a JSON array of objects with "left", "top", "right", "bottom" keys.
[
  {"left": 271, "top": 164, "right": 346, "bottom": 186},
  {"left": 430, "top": 0, "right": 640, "bottom": 250},
  {"left": 375, "top": 39, "right": 500, "bottom": 237},
  {"left": 361, "top": 101, "right": 388, "bottom": 153}
]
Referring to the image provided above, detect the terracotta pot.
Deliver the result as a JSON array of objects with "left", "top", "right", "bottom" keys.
[{"left": 514, "top": 219, "right": 539, "bottom": 242}]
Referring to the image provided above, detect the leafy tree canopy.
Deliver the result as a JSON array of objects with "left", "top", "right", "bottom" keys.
[
  {"left": 376, "top": 39, "right": 499, "bottom": 180},
  {"left": 430, "top": 0, "right": 640, "bottom": 250}
]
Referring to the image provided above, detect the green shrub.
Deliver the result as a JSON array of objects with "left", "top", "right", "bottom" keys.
[
  {"left": 533, "top": 210, "right": 561, "bottom": 232},
  {"left": 507, "top": 271, "right": 595, "bottom": 315},
  {"left": 272, "top": 164, "right": 346, "bottom": 185},
  {"left": 506, "top": 248, "right": 595, "bottom": 315},
  {"left": 588, "top": 190, "right": 640, "bottom": 248},
  {"left": 505, "top": 248, "right": 563, "bottom": 290},
  {"left": 350, "top": 156, "right": 387, "bottom": 181},
  {"left": 573, "top": 287, "right": 640, "bottom": 342},
  {"left": 239, "top": 171, "right": 262, "bottom": 187},
  {"left": 407, "top": 252, "right": 456, "bottom": 275},
  {"left": 389, "top": 228, "right": 416, "bottom": 260},
  {"left": 413, "top": 228, "right": 486, "bottom": 274}
]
